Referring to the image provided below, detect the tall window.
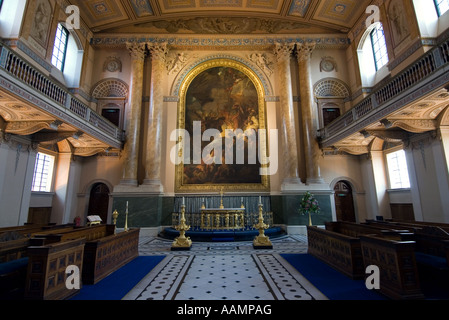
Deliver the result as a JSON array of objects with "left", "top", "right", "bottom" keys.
[
  {"left": 434, "top": 0, "right": 449, "bottom": 16},
  {"left": 51, "top": 24, "right": 69, "bottom": 71},
  {"left": 386, "top": 150, "right": 410, "bottom": 189},
  {"left": 370, "top": 24, "right": 389, "bottom": 71},
  {"left": 32, "top": 152, "right": 55, "bottom": 192}
]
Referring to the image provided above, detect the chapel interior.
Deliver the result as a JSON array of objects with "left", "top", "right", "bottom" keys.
[{"left": 1, "top": 0, "right": 449, "bottom": 301}]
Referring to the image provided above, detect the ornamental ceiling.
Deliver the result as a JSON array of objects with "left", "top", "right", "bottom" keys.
[{"left": 66, "top": 0, "right": 372, "bottom": 34}]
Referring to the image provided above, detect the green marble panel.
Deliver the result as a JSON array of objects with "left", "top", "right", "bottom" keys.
[
  {"left": 270, "top": 193, "right": 333, "bottom": 226},
  {"left": 112, "top": 196, "right": 165, "bottom": 228}
]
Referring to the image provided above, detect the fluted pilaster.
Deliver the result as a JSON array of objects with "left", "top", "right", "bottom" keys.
[
  {"left": 120, "top": 42, "right": 146, "bottom": 186},
  {"left": 273, "top": 43, "right": 303, "bottom": 189},
  {"left": 296, "top": 42, "right": 324, "bottom": 185},
  {"left": 142, "top": 43, "right": 168, "bottom": 192}
]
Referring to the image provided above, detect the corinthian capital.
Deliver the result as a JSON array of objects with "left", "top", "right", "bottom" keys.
[
  {"left": 273, "top": 43, "right": 295, "bottom": 63},
  {"left": 126, "top": 42, "right": 147, "bottom": 61},
  {"left": 296, "top": 42, "right": 316, "bottom": 62},
  {"left": 147, "top": 42, "right": 169, "bottom": 63}
]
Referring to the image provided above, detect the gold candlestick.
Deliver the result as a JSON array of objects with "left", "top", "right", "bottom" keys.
[
  {"left": 219, "top": 187, "right": 224, "bottom": 209},
  {"left": 253, "top": 202, "right": 272, "bottom": 249},
  {"left": 112, "top": 210, "right": 119, "bottom": 234},
  {"left": 171, "top": 204, "right": 192, "bottom": 251}
]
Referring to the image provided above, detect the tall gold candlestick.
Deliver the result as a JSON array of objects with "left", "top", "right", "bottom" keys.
[
  {"left": 171, "top": 204, "right": 192, "bottom": 251},
  {"left": 253, "top": 202, "right": 272, "bottom": 249},
  {"left": 112, "top": 210, "right": 119, "bottom": 234}
]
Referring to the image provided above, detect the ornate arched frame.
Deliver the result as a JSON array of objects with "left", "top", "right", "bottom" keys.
[
  {"left": 171, "top": 54, "right": 273, "bottom": 97},
  {"left": 314, "top": 77, "right": 351, "bottom": 128},
  {"left": 91, "top": 78, "right": 129, "bottom": 130},
  {"left": 175, "top": 58, "right": 270, "bottom": 193}
]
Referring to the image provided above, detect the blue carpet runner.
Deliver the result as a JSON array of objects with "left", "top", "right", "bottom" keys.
[
  {"left": 280, "top": 254, "right": 387, "bottom": 300},
  {"left": 71, "top": 256, "right": 165, "bottom": 300}
]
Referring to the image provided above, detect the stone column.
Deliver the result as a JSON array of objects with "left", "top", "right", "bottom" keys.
[
  {"left": 142, "top": 43, "right": 168, "bottom": 193},
  {"left": 296, "top": 42, "right": 324, "bottom": 185},
  {"left": 120, "top": 42, "right": 146, "bottom": 187},
  {"left": 273, "top": 43, "right": 303, "bottom": 189}
]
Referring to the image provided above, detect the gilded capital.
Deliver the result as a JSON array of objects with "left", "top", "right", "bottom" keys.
[
  {"left": 296, "top": 42, "right": 316, "bottom": 62},
  {"left": 273, "top": 43, "right": 294, "bottom": 63},
  {"left": 126, "top": 42, "right": 147, "bottom": 61},
  {"left": 148, "top": 42, "right": 169, "bottom": 63}
]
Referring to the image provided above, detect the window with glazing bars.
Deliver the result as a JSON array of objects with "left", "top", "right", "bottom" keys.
[
  {"left": 370, "top": 24, "right": 389, "bottom": 71},
  {"left": 51, "top": 24, "right": 69, "bottom": 71},
  {"left": 434, "top": 0, "right": 449, "bottom": 16},
  {"left": 31, "top": 153, "right": 55, "bottom": 192}
]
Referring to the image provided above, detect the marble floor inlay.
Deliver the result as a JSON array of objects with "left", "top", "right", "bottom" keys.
[{"left": 123, "top": 235, "right": 328, "bottom": 300}]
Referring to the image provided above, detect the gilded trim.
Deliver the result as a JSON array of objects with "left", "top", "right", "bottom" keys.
[{"left": 175, "top": 58, "right": 270, "bottom": 193}]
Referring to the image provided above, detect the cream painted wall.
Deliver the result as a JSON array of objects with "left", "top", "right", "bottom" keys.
[
  {"left": 406, "top": 134, "right": 449, "bottom": 223},
  {"left": 0, "top": 137, "right": 37, "bottom": 226}
]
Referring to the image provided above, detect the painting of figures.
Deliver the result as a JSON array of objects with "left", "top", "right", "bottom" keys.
[{"left": 182, "top": 66, "right": 262, "bottom": 185}]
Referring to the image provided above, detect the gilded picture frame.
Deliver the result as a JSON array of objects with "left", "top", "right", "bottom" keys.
[{"left": 175, "top": 58, "right": 270, "bottom": 193}]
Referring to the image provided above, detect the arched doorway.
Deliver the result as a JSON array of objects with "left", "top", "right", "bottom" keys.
[
  {"left": 87, "top": 183, "right": 110, "bottom": 224},
  {"left": 334, "top": 180, "right": 356, "bottom": 222}
]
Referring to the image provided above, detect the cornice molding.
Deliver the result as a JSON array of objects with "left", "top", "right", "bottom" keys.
[{"left": 90, "top": 35, "right": 350, "bottom": 50}]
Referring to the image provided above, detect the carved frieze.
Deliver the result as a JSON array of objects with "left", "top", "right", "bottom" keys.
[
  {"left": 248, "top": 52, "right": 274, "bottom": 76},
  {"left": 138, "top": 17, "right": 310, "bottom": 34}
]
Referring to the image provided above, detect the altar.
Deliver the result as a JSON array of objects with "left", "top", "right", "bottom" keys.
[
  {"left": 163, "top": 195, "right": 283, "bottom": 242},
  {"left": 200, "top": 208, "right": 245, "bottom": 230}
]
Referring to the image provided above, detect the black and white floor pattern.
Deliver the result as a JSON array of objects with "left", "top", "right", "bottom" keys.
[{"left": 123, "top": 235, "right": 327, "bottom": 300}]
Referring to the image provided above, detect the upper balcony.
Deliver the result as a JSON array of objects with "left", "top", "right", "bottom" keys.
[
  {"left": 0, "top": 41, "right": 124, "bottom": 155},
  {"left": 318, "top": 32, "right": 449, "bottom": 155}
]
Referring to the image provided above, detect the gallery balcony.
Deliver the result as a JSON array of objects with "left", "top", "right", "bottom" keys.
[
  {"left": 318, "top": 33, "right": 449, "bottom": 155},
  {"left": 0, "top": 41, "right": 124, "bottom": 156}
]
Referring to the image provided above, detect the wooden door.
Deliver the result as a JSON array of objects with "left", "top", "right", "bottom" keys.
[
  {"left": 87, "top": 183, "right": 110, "bottom": 224},
  {"left": 334, "top": 181, "right": 356, "bottom": 222}
]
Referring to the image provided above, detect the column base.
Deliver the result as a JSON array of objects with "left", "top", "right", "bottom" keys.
[
  {"left": 118, "top": 179, "right": 138, "bottom": 187},
  {"left": 306, "top": 177, "right": 326, "bottom": 185},
  {"left": 141, "top": 179, "right": 164, "bottom": 194},
  {"left": 281, "top": 177, "right": 305, "bottom": 192}
]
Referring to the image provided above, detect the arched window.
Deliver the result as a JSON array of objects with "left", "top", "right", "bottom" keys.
[
  {"left": 0, "top": 0, "right": 26, "bottom": 39},
  {"left": 357, "top": 22, "right": 390, "bottom": 88},
  {"left": 51, "top": 24, "right": 69, "bottom": 71},
  {"left": 370, "top": 24, "right": 389, "bottom": 71},
  {"left": 386, "top": 149, "right": 410, "bottom": 189},
  {"left": 413, "top": 0, "right": 449, "bottom": 38},
  {"left": 51, "top": 23, "right": 84, "bottom": 88},
  {"left": 434, "top": 0, "right": 449, "bottom": 16}
]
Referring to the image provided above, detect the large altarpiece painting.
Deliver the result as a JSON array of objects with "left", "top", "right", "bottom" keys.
[{"left": 175, "top": 59, "right": 270, "bottom": 192}]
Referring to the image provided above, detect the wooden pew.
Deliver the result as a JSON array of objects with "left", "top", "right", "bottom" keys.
[
  {"left": 360, "top": 235, "right": 424, "bottom": 300},
  {"left": 325, "top": 221, "right": 411, "bottom": 240},
  {"left": 0, "top": 223, "right": 75, "bottom": 239},
  {"left": 30, "top": 224, "right": 114, "bottom": 244},
  {"left": 0, "top": 238, "right": 30, "bottom": 263},
  {"left": 307, "top": 222, "right": 415, "bottom": 280},
  {"left": 366, "top": 220, "right": 449, "bottom": 269},
  {"left": 83, "top": 228, "right": 140, "bottom": 284},
  {"left": 0, "top": 224, "right": 76, "bottom": 299},
  {"left": 307, "top": 226, "right": 365, "bottom": 279},
  {"left": 30, "top": 224, "right": 140, "bottom": 285},
  {"left": 24, "top": 238, "right": 86, "bottom": 300}
]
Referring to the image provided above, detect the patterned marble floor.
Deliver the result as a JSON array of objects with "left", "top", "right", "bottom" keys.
[{"left": 123, "top": 235, "right": 328, "bottom": 300}]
